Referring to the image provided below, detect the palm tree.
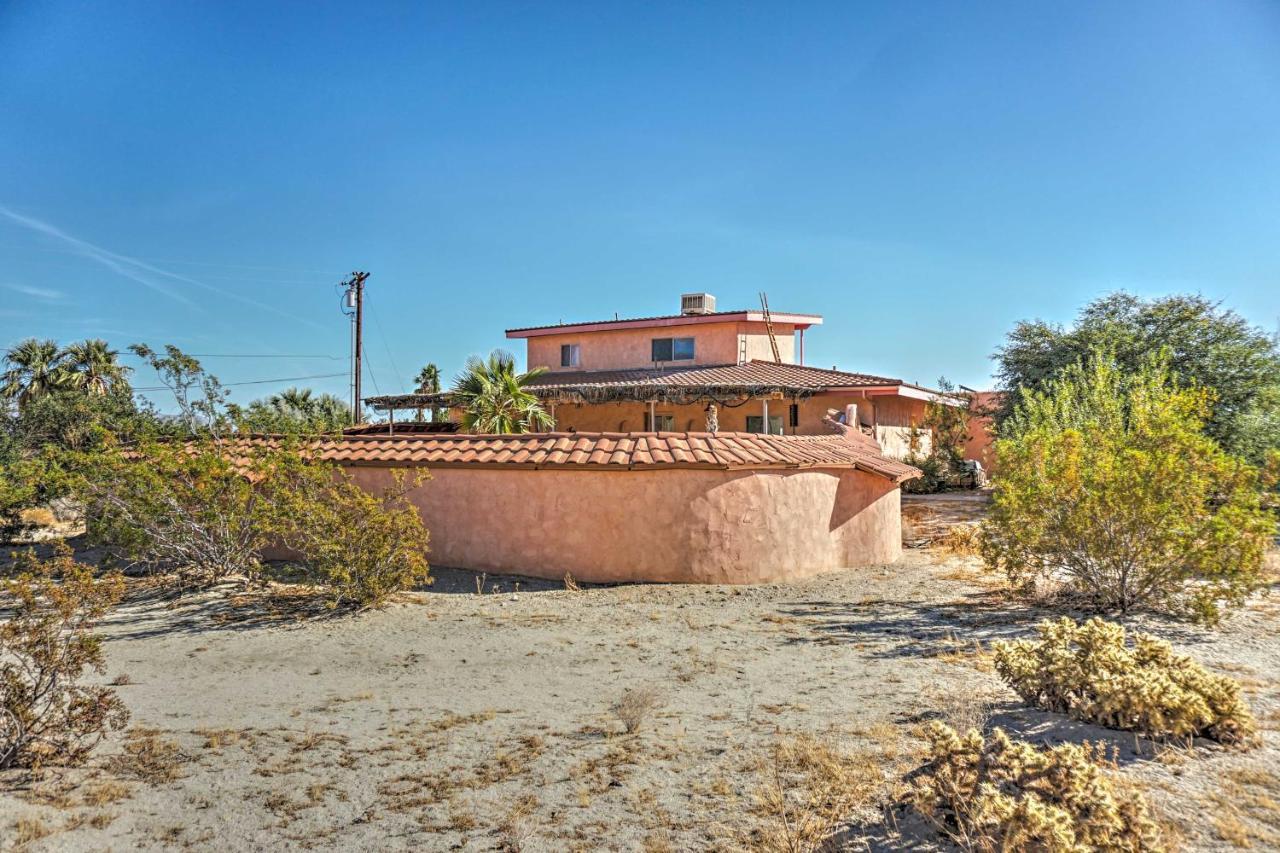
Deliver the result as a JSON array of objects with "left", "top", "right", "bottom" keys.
[
  {"left": 269, "top": 386, "right": 315, "bottom": 414},
  {"left": 414, "top": 363, "right": 441, "bottom": 421},
  {"left": 1, "top": 338, "right": 71, "bottom": 406},
  {"left": 450, "top": 350, "right": 552, "bottom": 434},
  {"left": 61, "top": 339, "right": 131, "bottom": 396}
]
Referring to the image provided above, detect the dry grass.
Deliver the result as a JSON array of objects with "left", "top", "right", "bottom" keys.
[
  {"left": 727, "top": 732, "right": 886, "bottom": 852},
  {"left": 106, "top": 729, "right": 188, "bottom": 784},
  {"left": 563, "top": 572, "right": 581, "bottom": 591},
  {"left": 12, "top": 815, "right": 52, "bottom": 846},
  {"left": 81, "top": 779, "right": 132, "bottom": 806},
  {"left": 1206, "top": 766, "right": 1280, "bottom": 848},
  {"left": 611, "top": 686, "right": 664, "bottom": 735}
]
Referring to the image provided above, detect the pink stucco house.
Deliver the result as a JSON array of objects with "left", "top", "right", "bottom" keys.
[{"left": 370, "top": 293, "right": 966, "bottom": 461}]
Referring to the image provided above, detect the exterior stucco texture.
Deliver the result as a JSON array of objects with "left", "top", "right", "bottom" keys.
[{"left": 345, "top": 465, "right": 902, "bottom": 584}]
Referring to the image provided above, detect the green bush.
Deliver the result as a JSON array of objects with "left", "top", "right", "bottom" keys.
[
  {"left": 260, "top": 454, "right": 432, "bottom": 608},
  {"left": 909, "top": 723, "right": 1166, "bottom": 852},
  {"left": 993, "top": 617, "right": 1257, "bottom": 746},
  {"left": 982, "top": 354, "right": 1274, "bottom": 623},
  {"left": 76, "top": 438, "right": 271, "bottom": 583}
]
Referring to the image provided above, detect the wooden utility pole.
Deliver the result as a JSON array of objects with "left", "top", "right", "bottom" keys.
[{"left": 342, "top": 271, "right": 370, "bottom": 424}]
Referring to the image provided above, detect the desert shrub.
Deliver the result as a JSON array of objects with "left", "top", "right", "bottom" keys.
[
  {"left": 609, "top": 686, "right": 662, "bottom": 735},
  {"left": 75, "top": 438, "right": 272, "bottom": 583},
  {"left": 909, "top": 723, "right": 1165, "bottom": 852},
  {"left": 0, "top": 546, "right": 129, "bottom": 770},
  {"left": 982, "top": 354, "right": 1275, "bottom": 623},
  {"left": 993, "top": 617, "right": 1257, "bottom": 746},
  {"left": 260, "top": 454, "right": 431, "bottom": 608}
]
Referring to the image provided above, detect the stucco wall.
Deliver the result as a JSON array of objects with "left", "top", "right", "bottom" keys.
[
  {"left": 526, "top": 321, "right": 796, "bottom": 373},
  {"left": 342, "top": 464, "right": 902, "bottom": 584}
]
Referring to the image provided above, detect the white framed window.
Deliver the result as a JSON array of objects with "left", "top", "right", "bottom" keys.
[
  {"left": 560, "top": 343, "right": 581, "bottom": 367},
  {"left": 746, "top": 415, "right": 784, "bottom": 435},
  {"left": 652, "top": 336, "right": 695, "bottom": 362},
  {"left": 645, "top": 412, "right": 675, "bottom": 431}
]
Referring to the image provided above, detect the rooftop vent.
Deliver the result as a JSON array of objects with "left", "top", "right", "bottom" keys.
[{"left": 680, "top": 292, "right": 716, "bottom": 315}]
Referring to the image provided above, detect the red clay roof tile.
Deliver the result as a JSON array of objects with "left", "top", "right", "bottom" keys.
[{"left": 215, "top": 429, "right": 919, "bottom": 483}]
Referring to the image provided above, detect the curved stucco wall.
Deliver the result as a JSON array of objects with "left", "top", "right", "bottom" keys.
[{"left": 343, "top": 465, "right": 901, "bottom": 584}]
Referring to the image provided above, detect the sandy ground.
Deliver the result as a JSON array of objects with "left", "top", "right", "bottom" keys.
[{"left": 1, "top": 508, "right": 1278, "bottom": 851}]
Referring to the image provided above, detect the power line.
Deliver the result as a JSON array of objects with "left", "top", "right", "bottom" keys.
[
  {"left": 182, "top": 353, "right": 344, "bottom": 360},
  {"left": 133, "top": 371, "right": 348, "bottom": 392},
  {"left": 367, "top": 297, "right": 406, "bottom": 393}
]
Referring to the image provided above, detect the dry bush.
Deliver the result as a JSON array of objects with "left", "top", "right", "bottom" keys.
[
  {"left": 938, "top": 523, "right": 984, "bottom": 557},
  {"left": 993, "top": 617, "right": 1257, "bottom": 746},
  {"left": 0, "top": 546, "right": 129, "bottom": 770},
  {"left": 732, "top": 732, "right": 883, "bottom": 852},
  {"left": 611, "top": 686, "right": 663, "bottom": 735},
  {"left": 909, "top": 723, "right": 1166, "bottom": 852}
]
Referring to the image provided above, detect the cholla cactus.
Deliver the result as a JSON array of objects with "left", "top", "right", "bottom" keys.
[
  {"left": 910, "top": 723, "right": 1165, "bottom": 852},
  {"left": 993, "top": 617, "right": 1257, "bottom": 746}
]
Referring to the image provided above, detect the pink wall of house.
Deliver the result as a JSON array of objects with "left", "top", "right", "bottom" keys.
[
  {"left": 526, "top": 321, "right": 797, "bottom": 372},
  {"left": 341, "top": 464, "right": 902, "bottom": 584}
]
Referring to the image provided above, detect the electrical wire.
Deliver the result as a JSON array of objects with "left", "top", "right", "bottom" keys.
[
  {"left": 182, "top": 353, "right": 344, "bottom": 359},
  {"left": 132, "top": 371, "right": 348, "bottom": 392},
  {"left": 367, "top": 297, "right": 406, "bottom": 393}
]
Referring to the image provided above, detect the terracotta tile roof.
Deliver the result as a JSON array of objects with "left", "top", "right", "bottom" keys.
[
  {"left": 525, "top": 361, "right": 902, "bottom": 394},
  {"left": 223, "top": 429, "right": 920, "bottom": 483}
]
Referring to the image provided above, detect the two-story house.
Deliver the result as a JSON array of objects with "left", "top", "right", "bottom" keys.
[{"left": 370, "top": 294, "right": 962, "bottom": 461}]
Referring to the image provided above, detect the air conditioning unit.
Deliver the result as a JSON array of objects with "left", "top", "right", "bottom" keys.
[{"left": 680, "top": 292, "right": 716, "bottom": 315}]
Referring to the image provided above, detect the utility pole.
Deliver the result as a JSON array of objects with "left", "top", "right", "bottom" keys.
[{"left": 341, "top": 271, "right": 370, "bottom": 424}]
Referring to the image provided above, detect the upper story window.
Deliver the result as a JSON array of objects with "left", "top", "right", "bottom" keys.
[
  {"left": 652, "top": 337, "right": 695, "bottom": 362},
  {"left": 560, "top": 344, "right": 581, "bottom": 367}
]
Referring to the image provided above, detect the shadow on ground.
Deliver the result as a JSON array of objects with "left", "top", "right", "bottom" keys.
[{"left": 775, "top": 591, "right": 1042, "bottom": 658}]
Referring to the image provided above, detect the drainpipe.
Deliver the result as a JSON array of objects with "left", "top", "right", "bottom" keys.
[
  {"left": 389, "top": 407, "right": 395, "bottom": 436},
  {"left": 549, "top": 401, "right": 557, "bottom": 430},
  {"left": 762, "top": 398, "right": 769, "bottom": 435},
  {"left": 648, "top": 399, "right": 656, "bottom": 431},
  {"left": 798, "top": 328, "right": 805, "bottom": 365}
]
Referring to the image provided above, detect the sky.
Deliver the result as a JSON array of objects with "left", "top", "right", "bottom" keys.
[{"left": 2, "top": 1, "right": 1279, "bottom": 407}]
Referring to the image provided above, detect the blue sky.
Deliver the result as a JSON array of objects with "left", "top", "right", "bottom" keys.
[{"left": 2, "top": 1, "right": 1279, "bottom": 405}]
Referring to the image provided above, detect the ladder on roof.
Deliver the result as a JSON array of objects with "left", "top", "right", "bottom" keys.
[{"left": 759, "top": 292, "right": 783, "bottom": 364}]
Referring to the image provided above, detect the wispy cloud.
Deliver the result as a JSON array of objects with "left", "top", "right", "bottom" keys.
[
  {"left": 4, "top": 283, "right": 66, "bottom": 301},
  {"left": 0, "top": 204, "right": 327, "bottom": 331}
]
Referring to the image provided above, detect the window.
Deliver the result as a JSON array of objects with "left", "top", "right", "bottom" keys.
[
  {"left": 645, "top": 413, "right": 675, "bottom": 431},
  {"left": 560, "top": 344, "right": 580, "bottom": 367},
  {"left": 651, "top": 337, "right": 695, "bottom": 362},
  {"left": 746, "top": 415, "right": 784, "bottom": 435}
]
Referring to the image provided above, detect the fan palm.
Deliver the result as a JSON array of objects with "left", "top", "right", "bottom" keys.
[
  {"left": 269, "top": 386, "right": 315, "bottom": 414},
  {"left": 450, "top": 350, "right": 552, "bottom": 434},
  {"left": 1, "top": 338, "right": 71, "bottom": 406},
  {"left": 414, "top": 363, "right": 441, "bottom": 421},
  {"left": 61, "top": 339, "right": 131, "bottom": 396}
]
